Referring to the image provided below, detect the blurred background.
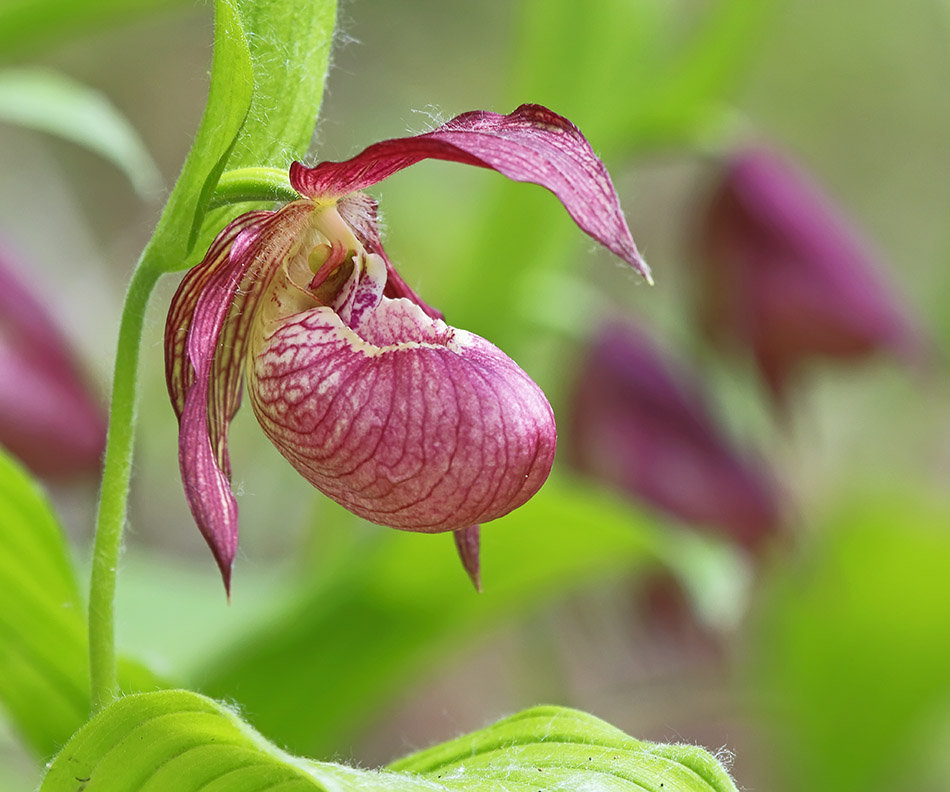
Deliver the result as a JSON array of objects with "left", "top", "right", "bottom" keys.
[{"left": 1, "top": 0, "right": 949, "bottom": 789}]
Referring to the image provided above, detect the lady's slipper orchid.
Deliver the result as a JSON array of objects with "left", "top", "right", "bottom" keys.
[
  {"left": 166, "top": 104, "right": 650, "bottom": 591},
  {"left": 567, "top": 322, "right": 781, "bottom": 551},
  {"left": 0, "top": 243, "right": 106, "bottom": 478},
  {"left": 696, "top": 147, "right": 921, "bottom": 408}
]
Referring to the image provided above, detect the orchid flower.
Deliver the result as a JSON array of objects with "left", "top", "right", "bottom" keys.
[
  {"left": 0, "top": 243, "right": 106, "bottom": 478},
  {"left": 567, "top": 322, "right": 780, "bottom": 552},
  {"left": 165, "top": 104, "right": 650, "bottom": 592},
  {"left": 696, "top": 147, "right": 921, "bottom": 408}
]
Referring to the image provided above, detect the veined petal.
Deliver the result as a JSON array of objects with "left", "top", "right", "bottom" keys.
[
  {"left": 165, "top": 202, "right": 316, "bottom": 589},
  {"left": 290, "top": 104, "right": 651, "bottom": 281},
  {"left": 248, "top": 295, "right": 556, "bottom": 538},
  {"left": 165, "top": 211, "right": 273, "bottom": 423}
]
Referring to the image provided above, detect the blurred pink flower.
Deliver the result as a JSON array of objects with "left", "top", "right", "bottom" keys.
[
  {"left": 696, "top": 147, "right": 921, "bottom": 406},
  {"left": 566, "top": 322, "right": 780, "bottom": 551},
  {"left": 0, "top": 244, "right": 106, "bottom": 477},
  {"left": 166, "top": 105, "right": 649, "bottom": 591}
]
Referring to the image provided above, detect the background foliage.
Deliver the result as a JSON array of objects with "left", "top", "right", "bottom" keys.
[{"left": 0, "top": 0, "right": 948, "bottom": 790}]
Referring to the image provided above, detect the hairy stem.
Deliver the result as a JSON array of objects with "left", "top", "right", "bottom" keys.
[
  {"left": 88, "top": 254, "right": 162, "bottom": 714},
  {"left": 210, "top": 166, "right": 298, "bottom": 207},
  {"left": 86, "top": 168, "right": 309, "bottom": 714}
]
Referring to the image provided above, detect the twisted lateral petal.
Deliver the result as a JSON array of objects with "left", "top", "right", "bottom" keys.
[
  {"left": 165, "top": 211, "right": 272, "bottom": 423},
  {"left": 289, "top": 103, "right": 651, "bottom": 281},
  {"left": 166, "top": 202, "right": 317, "bottom": 590},
  {"left": 248, "top": 297, "right": 556, "bottom": 535}
]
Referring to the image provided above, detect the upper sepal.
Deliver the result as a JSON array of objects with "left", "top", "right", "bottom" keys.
[{"left": 290, "top": 104, "right": 651, "bottom": 281}]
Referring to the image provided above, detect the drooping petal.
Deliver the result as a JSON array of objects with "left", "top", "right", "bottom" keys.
[
  {"left": 171, "top": 220, "right": 264, "bottom": 589},
  {"left": 0, "top": 243, "right": 106, "bottom": 477},
  {"left": 165, "top": 211, "right": 273, "bottom": 424},
  {"left": 248, "top": 295, "right": 556, "bottom": 539},
  {"left": 166, "top": 202, "right": 316, "bottom": 589},
  {"left": 290, "top": 104, "right": 651, "bottom": 281}
]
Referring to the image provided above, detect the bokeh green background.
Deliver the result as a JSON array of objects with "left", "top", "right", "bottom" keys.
[{"left": 1, "top": 1, "right": 948, "bottom": 790}]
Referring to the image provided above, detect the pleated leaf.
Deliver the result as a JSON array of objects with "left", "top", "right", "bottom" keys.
[
  {"left": 0, "top": 449, "right": 87, "bottom": 758},
  {"left": 0, "top": 449, "right": 162, "bottom": 760},
  {"left": 41, "top": 690, "right": 738, "bottom": 792},
  {"left": 175, "top": 0, "right": 338, "bottom": 272}
]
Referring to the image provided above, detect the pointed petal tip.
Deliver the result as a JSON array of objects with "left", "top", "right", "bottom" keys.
[
  {"left": 637, "top": 256, "right": 654, "bottom": 286},
  {"left": 215, "top": 551, "right": 234, "bottom": 601},
  {"left": 215, "top": 558, "right": 234, "bottom": 605},
  {"left": 289, "top": 107, "right": 652, "bottom": 284},
  {"left": 454, "top": 525, "right": 482, "bottom": 593}
]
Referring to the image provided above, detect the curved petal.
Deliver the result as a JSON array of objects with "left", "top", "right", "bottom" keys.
[
  {"left": 248, "top": 296, "right": 556, "bottom": 536},
  {"left": 165, "top": 202, "right": 316, "bottom": 589},
  {"left": 290, "top": 104, "right": 651, "bottom": 281},
  {"left": 165, "top": 211, "right": 273, "bottom": 423}
]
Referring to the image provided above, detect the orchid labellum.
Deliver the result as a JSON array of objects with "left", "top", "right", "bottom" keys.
[{"left": 165, "top": 104, "right": 650, "bottom": 592}]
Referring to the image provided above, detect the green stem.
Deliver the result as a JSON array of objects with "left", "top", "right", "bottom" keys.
[
  {"left": 210, "top": 166, "right": 298, "bottom": 207},
  {"left": 86, "top": 168, "right": 299, "bottom": 714},
  {"left": 88, "top": 253, "right": 162, "bottom": 714}
]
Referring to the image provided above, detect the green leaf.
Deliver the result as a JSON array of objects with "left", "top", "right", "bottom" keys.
[
  {"left": 225, "top": 0, "right": 336, "bottom": 171},
  {"left": 0, "top": 449, "right": 163, "bottom": 759},
  {"left": 750, "top": 490, "right": 950, "bottom": 792},
  {"left": 391, "top": 705, "right": 738, "bottom": 792},
  {"left": 0, "top": 449, "right": 87, "bottom": 759},
  {"left": 0, "top": 68, "right": 160, "bottom": 197},
  {"left": 197, "top": 477, "right": 669, "bottom": 757},
  {"left": 630, "top": 0, "right": 778, "bottom": 146},
  {"left": 0, "top": 0, "right": 190, "bottom": 59},
  {"left": 155, "top": 0, "right": 337, "bottom": 273},
  {"left": 141, "top": 0, "right": 255, "bottom": 274},
  {"left": 40, "top": 689, "right": 738, "bottom": 792}
]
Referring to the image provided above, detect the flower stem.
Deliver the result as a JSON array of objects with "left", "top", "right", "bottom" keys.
[
  {"left": 88, "top": 253, "right": 162, "bottom": 714},
  {"left": 86, "top": 169, "right": 298, "bottom": 714},
  {"left": 210, "top": 167, "right": 298, "bottom": 208}
]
